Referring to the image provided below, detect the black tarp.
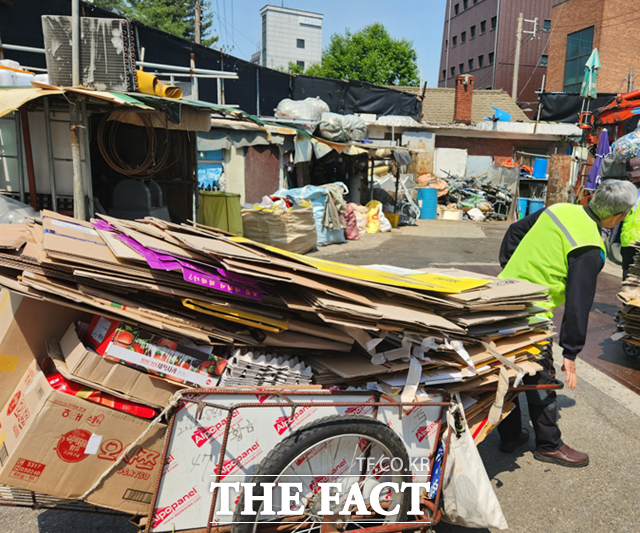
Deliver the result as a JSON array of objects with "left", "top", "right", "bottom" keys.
[
  {"left": 1, "top": 0, "right": 422, "bottom": 120},
  {"left": 539, "top": 92, "right": 640, "bottom": 136}
]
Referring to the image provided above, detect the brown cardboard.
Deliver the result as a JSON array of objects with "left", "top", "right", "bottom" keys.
[
  {"left": 0, "top": 359, "right": 166, "bottom": 515},
  {"left": 56, "top": 324, "right": 181, "bottom": 407},
  {"left": 0, "top": 289, "right": 90, "bottom": 409}
]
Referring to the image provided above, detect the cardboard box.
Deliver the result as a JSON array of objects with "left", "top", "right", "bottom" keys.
[
  {"left": 58, "top": 323, "right": 181, "bottom": 407},
  {"left": 0, "top": 360, "right": 166, "bottom": 515},
  {"left": 0, "top": 289, "right": 90, "bottom": 409},
  {"left": 84, "top": 315, "right": 226, "bottom": 388}
]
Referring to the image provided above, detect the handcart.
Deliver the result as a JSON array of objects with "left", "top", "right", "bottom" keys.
[{"left": 142, "top": 382, "right": 564, "bottom": 533}]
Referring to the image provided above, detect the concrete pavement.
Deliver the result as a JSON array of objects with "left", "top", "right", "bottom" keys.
[{"left": 2, "top": 219, "right": 640, "bottom": 532}]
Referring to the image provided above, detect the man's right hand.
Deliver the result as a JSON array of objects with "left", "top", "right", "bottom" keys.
[{"left": 561, "top": 358, "right": 578, "bottom": 390}]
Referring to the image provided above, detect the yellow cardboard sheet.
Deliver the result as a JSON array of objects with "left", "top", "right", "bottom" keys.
[
  {"left": 229, "top": 239, "right": 490, "bottom": 293},
  {"left": 182, "top": 298, "right": 288, "bottom": 332}
]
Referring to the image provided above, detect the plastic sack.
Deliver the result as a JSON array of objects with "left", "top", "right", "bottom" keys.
[
  {"left": 319, "top": 113, "right": 368, "bottom": 142},
  {"left": 275, "top": 97, "right": 330, "bottom": 121},
  {"left": 344, "top": 204, "right": 360, "bottom": 241},
  {"left": 274, "top": 186, "right": 346, "bottom": 246},
  {"left": 441, "top": 404, "right": 508, "bottom": 530},
  {"left": 351, "top": 203, "right": 368, "bottom": 234},
  {"left": 0, "top": 195, "right": 40, "bottom": 224},
  {"left": 241, "top": 206, "right": 318, "bottom": 254},
  {"left": 365, "top": 200, "right": 382, "bottom": 233},
  {"left": 613, "top": 130, "right": 640, "bottom": 164}
]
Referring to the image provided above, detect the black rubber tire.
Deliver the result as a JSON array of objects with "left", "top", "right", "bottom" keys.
[
  {"left": 623, "top": 342, "right": 640, "bottom": 358},
  {"left": 231, "top": 414, "right": 412, "bottom": 533}
]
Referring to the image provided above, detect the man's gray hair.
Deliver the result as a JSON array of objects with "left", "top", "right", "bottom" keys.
[{"left": 589, "top": 179, "right": 638, "bottom": 219}]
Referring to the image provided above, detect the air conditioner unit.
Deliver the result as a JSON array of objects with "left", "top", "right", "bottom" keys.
[{"left": 42, "top": 15, "right": 137, "bottom": 92}]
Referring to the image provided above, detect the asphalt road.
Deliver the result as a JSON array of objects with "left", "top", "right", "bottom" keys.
[{"left": 2, "top": 219, "right": 640, "bottom": 532}]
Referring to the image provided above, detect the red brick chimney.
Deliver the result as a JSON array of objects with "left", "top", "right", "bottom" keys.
[{"left": 454, "top": 75, "right": 474, "bottom": 125}]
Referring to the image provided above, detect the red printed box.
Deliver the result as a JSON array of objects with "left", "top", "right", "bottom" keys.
[{"left": 84, "top": 315, "right": 227, "bottom": 388}]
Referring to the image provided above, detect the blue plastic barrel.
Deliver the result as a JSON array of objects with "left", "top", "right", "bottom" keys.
[
  {"left": 417, "top": 188, "right": 438, "bottom": 219},
  {"left": 533, "top": 158, "right": 548, "bottom": 179},
  {"left": 528, "top": 199, "right": 545, "bottom": 214},
  {"left": 516, "top": 198, "right": 529, "bottom": 219}
]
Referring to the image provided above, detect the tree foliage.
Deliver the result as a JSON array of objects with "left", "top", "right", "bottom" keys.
[
  {"left": 93, "top": 0, "right": 218, "bottom": 47},
  {"left": 306, "top": 23, "right": 419, "bottom": 86}
]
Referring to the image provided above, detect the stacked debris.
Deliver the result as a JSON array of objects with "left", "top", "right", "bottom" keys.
[
  {"left": 616, "top": 243, "right": 640, "bottom": 354},
  {"left": 442, "top": 175, "right": 514, "bottom": 221},
  {"left": 0, "top": 211, "right": 557, "bottom": 515},
  {"left": 0, "top": 212, "right": 552, "bottom": 394}
]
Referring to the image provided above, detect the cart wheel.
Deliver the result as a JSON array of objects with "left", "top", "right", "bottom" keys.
[
  {"left": 623, "top": 342, "right": 640, "bottom": 358},
  {"left": 232, "top": 415, "right": 415, "bottom": 533}
]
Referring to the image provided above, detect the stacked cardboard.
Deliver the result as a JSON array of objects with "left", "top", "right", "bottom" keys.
[
  {"left": 0, "top": 211, "right": 556, "bottom": 512},
  {"left": 616, "top": 242, "right": 640, "bottom": 346},
  {"left": 0, "top": 211, "right": 554, "bottom": 393}
]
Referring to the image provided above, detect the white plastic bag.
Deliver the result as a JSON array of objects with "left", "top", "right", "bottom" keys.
[
  {"left": 275, "top": 97, "right": 330, "bottom": 121},
  {"left": 0, "top": 195, "right": 40, "bottom": 224},
  {"left": 379, "top": 205, "right": 392, "bottom": 232},
  {"left": 441, "top": 403, "right": 508, "bottom": 530}
]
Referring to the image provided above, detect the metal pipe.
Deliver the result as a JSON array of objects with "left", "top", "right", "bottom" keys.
[
  {"left": 14, "top": 112, "right": 25, "bottom": 204},
  {"left": 444, "top": 0, "right": 452, "bottom": 88},
  {"left": 18, "top": 107, "right": 38, "bottom": 210},
  {"left": 190, "top": 54, "right": 198, "bottom": 101},
  {"left": 1, "top": 43, "right": 46, "bottom": 55},
  {"left": 491, "top": 0, "right": 501, "bottom": 90},
  {"left": 81, "top": 100, "right": 94, "bottom": 218},
  {"left": 71, "top": 0, "right": 80, "bottom": 87},
  {"left": 43, "top": 98, "right": 58, "bottom": 212},
  {"left": 256, "top": 68, "right": 260, "bottom": 115},
  {"left": 216, "top": 78, "right": 222, "bottom": 104},
  {"left": 136, "top": 60, "right": 237, "bottom": 78},
  {"left": 69, "top": 102, "right": 85, "bottom": 220}
]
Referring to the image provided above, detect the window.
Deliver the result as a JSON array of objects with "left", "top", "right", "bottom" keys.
[
  {"left": 461, "top": 31, "right": 466, "bottom": 43},
  {"left": 468, "top": 58, "right": 474, "bottom": 70},
  {"left": 478, "top": 54, "right": 484, "bottom": 68},
  {"left": 445, "top": 39, "right": 448, "bottom": 49},
  {"left": 442, "top": 69, "right": 447, "bottom": 80},
  {"left": 459, "top": 63, "right": 464, "bottom": 74},
  {"left": 463, "top": 0, "right": 468, "bottom": 8},
  {"left": 540, "top": 54, "right": 548, "bottom": 66},
  {"left": 491, "top": 16, "right": 497, "bottom": 30},
  {"left": 454, "top": 3, "right": 459, "bottom": 15},
  {"left": 488, "top": 51, "right": 494, "bottom": 65},
  {"left": 473, "top": 0, "right": 478, "bottom": 4},
  {"left": 451, "top": 66, "right": 456, "bottom": 77},
  {"left": 543, "top": 19, "right": 551, "bottom": 32},
  {"left": 481, "top": 20, "right": 486, "bottom": 34},
  {"left": 471, "top": 25, "right": 476, "bottom": 39},
  {"left": 296, "top": 61, "right": 305, "bottom": 69},
  {"left": 452, "top": 35, "right": 457, "bottom": 46},
  {"left": 563, "top": 26, "right": 594, "bottom": 92},
  {"left": 296, "top": 39, "right": 305, "bottom": 49}
]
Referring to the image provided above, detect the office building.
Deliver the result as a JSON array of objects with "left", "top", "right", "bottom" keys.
[
  {"left": 438, "top": 0, "right": 558, "bottom": 109},
  {"left": 255, "top": 5, "right": 323, "bottom": 71},
  {"left": 547, "top": 0, "right": 640, "bottom": 93}
]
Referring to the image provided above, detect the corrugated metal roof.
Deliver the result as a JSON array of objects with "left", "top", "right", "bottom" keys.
[{"left": 385, "top": 86, "right": 531, "bottom": 125}]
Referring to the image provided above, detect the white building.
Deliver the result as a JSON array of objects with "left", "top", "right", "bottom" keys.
[{"left": 256, "top": 5, "right": 323, "bottom": 71}]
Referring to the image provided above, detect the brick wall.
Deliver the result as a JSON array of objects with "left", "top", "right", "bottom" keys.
[
  {"left": 548, "top": 0, "right": 640, "bottom": 93},
  {"left": 434, "top": 136, "right": 564, "bottom": 158}
]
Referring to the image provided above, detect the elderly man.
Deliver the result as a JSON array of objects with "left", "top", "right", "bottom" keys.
[{"left": 497, "top": 180, "right": 637, "bottom": 467}]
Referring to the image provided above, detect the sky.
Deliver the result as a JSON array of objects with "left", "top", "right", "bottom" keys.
[{"left": 206, "top": 0, "right": 447, "bottom": 87}]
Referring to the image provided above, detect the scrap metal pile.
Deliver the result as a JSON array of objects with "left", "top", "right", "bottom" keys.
[
  {"left": 442, "top": 175, "right": 514, "bottom": 220},
  {"left": 0, "top": 212, "right": 554, "bottom": 434}
]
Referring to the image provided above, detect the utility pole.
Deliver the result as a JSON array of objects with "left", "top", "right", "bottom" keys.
[
  {"left": 628, "top": 67, "right": 634, "bottom": 93},
  {"left": 512, "top": 13, "right": 523, "bottom": 101},
  {"left": 70, "top": 0, "right": 86, "bottom": 220},
  {"left": 512, "top": 14, "right": 538, "bottom": 102},
  {"left": 194, "top": 0, "right": 201, "bottom": 44}
]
